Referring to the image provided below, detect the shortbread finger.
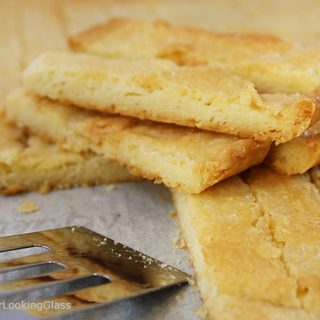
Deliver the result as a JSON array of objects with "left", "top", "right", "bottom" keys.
[
  {"left": 0, "top": 115, "right": 134, "bottom": 195},
  {"left": 172, "top": 167, "right": 320, "bottom": 319},
  {"left": 5, "top": 90, "right": 270, "bottom": 194},
  {"left": 70, "top": 18, "right": 320, "bottom": 94},
  {"left": 23, "top": 52, "right": 317, "bottom": 143}
]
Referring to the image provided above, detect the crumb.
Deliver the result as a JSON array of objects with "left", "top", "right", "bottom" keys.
[
  {"left": 175, "top": 294, "right": 181, "bottom": 302},
  {"left": 160, "top": 263, "right": 168, "bottom": 269},
  {"left": 19, "top": 200, "right": 39, "bottom": 214},
  {"left": 195, "top": 306, "right": 208, "bottom": 319},
  {"left": 68, "top": 204, "right": 75, "bottom": 213},
  {"left": 178, "top": 237, "right": 187, "bottom": 249},
  {"left": 176, "top": 259, "right": 181, "bottom": 265},
  {"left": 187, "top": 277, "right": 195, "bottom": 286},
  {"left": 168, "top": 210, "right": 177, "bottom": 218},
  {"left": 172, "top": 231, "right": 180, "bottom": 247},
  {"left": 173, "top": 231, "right": 187, "bottom": 249},
  {"left": 106, "top": 184, "right": 115, "bottom": 192}
]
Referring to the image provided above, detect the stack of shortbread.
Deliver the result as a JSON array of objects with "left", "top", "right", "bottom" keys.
[
  {"left": 3, "top": 18, "right": 320, "bottom": 319},
  {"left": 0, "top": 0, "right": 137, "bottom": 194}
]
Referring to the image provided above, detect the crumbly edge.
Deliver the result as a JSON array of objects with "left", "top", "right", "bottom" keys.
[
  {"left": 22, "top": 55, "right": 317, "bottom": 144},
  {"left": 68, "top": 17, "right": 288, "bottom": 54},
  {"left": 266, "top": 134, "right": 320, "bottom": 174},
  {"left": 172, "top": 172, "right": 320, "bottom": 319},
  {"left": 6, "top": 90, "right": 269, "bottom": 193}
]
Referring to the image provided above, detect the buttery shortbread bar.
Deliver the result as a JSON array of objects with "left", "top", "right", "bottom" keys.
[
  {"left": 5, "top": 90, "right": 270, "bottom": 194},
  {"left": 23, "top": 52, "right": 318, "bottom": 143},
  {"left": 70, "top": 18, "right": 320, "bottom": 94},
  {"left": 266, "top": 121, "right": 320, "bottom": 174},
  {"left": 173, "top": 167, "right": 320, "bottom": 319},
  {"left": 0, "top": 114, "right": 133, "bottom": 195}
]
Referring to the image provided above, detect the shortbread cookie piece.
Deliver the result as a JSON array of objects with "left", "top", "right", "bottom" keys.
[
  {"left": 5, "top": 90, "right": 270, "bottom": 194},
  {"left": 69, "top": 18, "right": 320, "bottom": 94},
  {"left": 172, "top": 167, "right": 320, "bottom": 319},
  {"left": 266, "top": 120, "right": 320, "bottom": 174},
  {"left": 0, "top": 115, "right": 134, "bottom": 195},
  {"left": 23, "top": 52, "right": 318, "bottom": 143}
]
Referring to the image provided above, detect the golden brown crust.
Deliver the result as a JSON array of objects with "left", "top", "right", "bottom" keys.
[
  {"left": 266, "top": 135, "right": 320, "bottom": 175},
  {"left": 23, "top": 52, "right": 318, "bottom": 143},
  {"left": 69, "top": 18, "right": 320, "bottom": 94},
  {"left": 307, "top": 88, "right": 320, "bottom": 126},
  {"left": 0, "top": 114, "right": 134, "bottom": 195},
  {"left": 266, "top": 108, "right": 320, "bottom": 174},
  {"left": 103, "top": 139, "right": 268, "bottom": 191},
  {"left": 173, "top": 167, "right": 320, "bottom": 319},
  {"left": 5, "top": 89, "right": 270, "bottom": 193},
  {"left": 69, "top": 18, "right": 286, "bottom": 53},
  {"left": 69, "top": 18, "right": 285, "bottom": 53},
  {"left": 265, "top": 89, "right": 320, "bottom": 175},
  {"left": 245, "top": 168, "right": 320, "bottom": 315}
]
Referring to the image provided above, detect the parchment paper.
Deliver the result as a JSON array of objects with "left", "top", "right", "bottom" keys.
[{"left": 0, "top": 182, "right": 201, "bottom": 320}]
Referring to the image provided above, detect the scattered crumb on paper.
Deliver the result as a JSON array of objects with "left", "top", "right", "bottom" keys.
[
  {"left": 168, "top": 210, "right": 177, "bottom": 218},
  {"left": 173, "top": 231, "right": 187, "bottom": 249},
  {"left": 175, "top": 293, "right": 182, "bottom": 302},
  {"left": 179, "top": 238, "right": 187, "bottom": 249},
  {"left": 195, "top": 306, "right": 208, "bottom": 319},
  {"left": 19, "top": 200, "right": 39, "bottom": 214},
  {"left": 106, "top": 184, "right": 115, "bottom": 192},
  {"left": 68, "top": 204, "right": 75, "bottom": 213}
]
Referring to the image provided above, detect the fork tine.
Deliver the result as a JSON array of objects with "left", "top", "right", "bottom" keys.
[
  {"left": 0, "top": 274, "right": 111, "bottom": 303},
  {"left": 0, "top": 261, "right": 65, "bottom": 284},
  {"left": 0, "top": 226, "right": 189, "bottom": 319}
]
